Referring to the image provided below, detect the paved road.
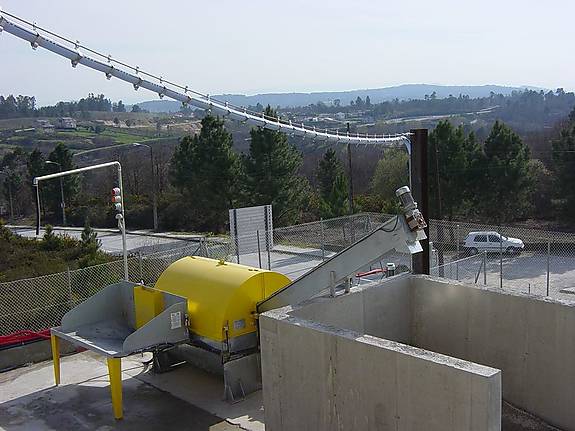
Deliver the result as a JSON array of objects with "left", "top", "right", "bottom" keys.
[{"left": 10, "top": 226, "right": 196, "bottom": 254}]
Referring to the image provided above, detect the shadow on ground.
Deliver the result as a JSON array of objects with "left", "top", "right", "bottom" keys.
[
  {"left": 502, "top": 401, "right": 562, "bottom": 431},
  {"left": 0, "top": 372, "right": 238, "bottom": 431}
]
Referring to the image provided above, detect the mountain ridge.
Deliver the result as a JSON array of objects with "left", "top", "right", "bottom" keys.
[{"left": 134, "top": 83, "right": 545, "bottom": 113}]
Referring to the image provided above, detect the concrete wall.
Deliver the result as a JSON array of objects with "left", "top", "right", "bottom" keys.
[
  {"left": 261, "top": 301, "right": 501, "bottom": 431},
  {"left": 261, "top": 274, "right": 575, "bottom": 430},
  {"left": 411, "top": 276, "right": 575, "bottom": 431},
  {"left": 290, "top": 274, "right": 412, "bottom": 343}
]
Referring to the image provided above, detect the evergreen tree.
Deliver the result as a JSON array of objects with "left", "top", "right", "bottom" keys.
[
  {"left": 27, "top": 149, "right": 45, "bottom": 181},
  {"left": 1, "top": 149, "right": 27, "bottom": 218},
  {"left": 552, "top": 109, "right": 575, "bottom": 219},
  {"left": 317, "top": 149, "right": 343, "bottom": 197},
  {"left": 45, "top": 144, "right": 78, "bottom": 215},
  {"left": 243, "top": 106, "right": 310, "bottom": 225},
  {"left": 170, "top": 115, "right": 240, "bottom": 231},
  {"left": 316, "top": 149, "right": 348, "bottom": 218},
  {"left": 320, "top": 173, "right": 348, "bottom": 219},
  {"left": 479, "top": 121, "right": 533, "bottom": 222},
  {"left": 428, "top": 121, "right": 483, "bottom": 219},
  {"left": 27, "top": 149, "right": 46, "bottom": 214},
  {"left": 80, "top": 220, "right": 101, "bottom": 254}
]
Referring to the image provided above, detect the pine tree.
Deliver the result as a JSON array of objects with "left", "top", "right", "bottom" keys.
[
  {"left": 27, "top": 149, "right": 45, "bottom": 181},
  {"left": 552, "top": 109, "right": 575, "bottom": 219},
  {"left": 45, "top": 143, "right": 78, "bottom": 215},
  {"left": 1, "top": 149, "right": 27, "bottom": 218},
  {"left": 317, "top": 149, "right": 343, "bottom": 198},
  {"left": 170, "top": 115, "right": 240, "bottom": 231},
  {"left": 428, "top": 121, "right": 483, "bottom": 220},
  {"left": 81, "top": 220, "right": 101, "bottom": 254},
  {"left": 243, "top": 106, "right": 310, "bottom": 225},
  {"left": 479, "top": 121, "right": 533, "bottom": 222},
  {"left": 316, "top": 149, "right": 348, "bottom": 218}
]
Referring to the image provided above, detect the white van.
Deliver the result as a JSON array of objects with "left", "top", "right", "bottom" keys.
[{"left": 464, "top": 231, "right": 524, "bottom": 255}]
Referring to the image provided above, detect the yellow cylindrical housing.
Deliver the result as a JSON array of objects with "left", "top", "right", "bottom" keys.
[{"left": 154, "top": 256, "right": 290, "bottom": 343}]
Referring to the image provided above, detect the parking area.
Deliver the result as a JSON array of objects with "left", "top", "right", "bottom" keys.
[{"left": 434, "top": 250, "right": 575, "bottom": 301}]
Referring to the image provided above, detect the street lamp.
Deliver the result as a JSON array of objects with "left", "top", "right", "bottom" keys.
[
  {"left": 0, "top": 169, "right": 14, "bottom": 220},
  {"left": 133, "top": 143, "right": 158, "bottom": 231},
  {"left": 45, "top": 160, "right": 66, "bottom": 226}
]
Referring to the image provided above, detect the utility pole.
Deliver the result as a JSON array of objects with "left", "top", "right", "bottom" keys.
[
  {"left": 134, "top": 143, "right": 158, "bottom": 231},
  {"left": 434, "top": 137, "right": 445, "bottom": 275},
  {"left": 346, "top": 122, "right": 354, "bottom": 214},
  {"left": 410, "top": 129, "right": 430, "bottom": 275},
  {"left": 45, "top": 161, "right": 66, "bottom": 226}
]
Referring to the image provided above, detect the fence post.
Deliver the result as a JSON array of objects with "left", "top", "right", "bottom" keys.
[
  {"left": 267, "top": 229, "right": 272, "bottom": 270},
  {"left": 66, "top": 266, "right": 72, "bottom": 306},
  {"left": 320, "top": 218, "right": 326, "bottom": 261},
  {"left": 351, "top": 214, "right": 356, "bottom": 243},
  {"left": 456, "top": 224, "right": 460, "bottom": 281},
  {"left": 499, "top": 226, "right": 503, "bottom": 289},
  {"left": 257, "top": 230, "right": 262, "bottom": 269},
  {"left": 546, "top": 239, "right": 551, "bottom": 296},
  {"left": 199, "top": 236, "right": 208, "bottom": 257},
  {"left": 483, "top": 251, "right": 487, "bottom": 285},
  {"left": 138, "top": 251, "right": 143, "bottom": 283},
  {"left": 330, "top": 271, "right": 336, "bottom": 298}
]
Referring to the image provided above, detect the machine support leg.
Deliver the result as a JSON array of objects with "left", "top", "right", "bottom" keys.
[
  {"left": 50, "top": 334, "right": 60, "bottom": 386},
  {"left": 329, "top": 271, "right": 336, "bottom": 297},
  {"left": 107, "top": 358, "right": 123, "bottom": 420}
]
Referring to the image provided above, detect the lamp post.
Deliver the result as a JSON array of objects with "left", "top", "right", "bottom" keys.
[
  {"left": 45, "top": 161, "right": 66, "bottom": 226},
  {"left": 0, "top": 170, "right": 14, "bottom": 220},
  {"left": 133, "top": 143, "right": 157, "bottom": 231}
]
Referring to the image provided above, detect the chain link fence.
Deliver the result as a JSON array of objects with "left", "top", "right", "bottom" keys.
[
  {"left": 3, "top": 213, "right": 575, "bottom": 335},
  {"left": 429, "top": 219, "right": 575, "bottom": 301}
]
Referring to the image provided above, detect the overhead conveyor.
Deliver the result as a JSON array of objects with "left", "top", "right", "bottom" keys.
[{"left": 0, "top": 8, "right": 411, "bottom": 149}]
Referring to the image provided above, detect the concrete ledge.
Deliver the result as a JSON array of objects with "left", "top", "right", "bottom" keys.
[
  {"left": 0, "top": 338, "right": 77, "bottom": 371},
  {"left": 261, "top": 299, "right": 501, "bottom": 431}
]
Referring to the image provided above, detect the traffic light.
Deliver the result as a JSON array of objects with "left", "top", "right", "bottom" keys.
[{"left": 111, "top": 187, "right": 122, "bottom": 213}]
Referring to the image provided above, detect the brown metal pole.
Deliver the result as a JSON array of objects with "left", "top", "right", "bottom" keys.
[
  {"left": 346, "top": 123, "right": 354, "bottom": 214},
  {"left": 410, "top": 128, "right": 430, "bottom": 275}
]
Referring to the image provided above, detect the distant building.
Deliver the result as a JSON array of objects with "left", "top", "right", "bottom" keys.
[
  {"left": 36, "top": 119, "right": 55, "bottom": 133},
  {"left": 56, "top": 117, "right": 77, "bottom": 130}
]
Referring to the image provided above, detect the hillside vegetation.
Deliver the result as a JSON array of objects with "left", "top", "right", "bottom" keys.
[{"left": 0, "top": 223, "right": 113, "bottom": 282}]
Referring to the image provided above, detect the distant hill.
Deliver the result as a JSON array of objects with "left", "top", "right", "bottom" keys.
[{"left": 135, "top": 84, "right": 543, "bottom": 112}]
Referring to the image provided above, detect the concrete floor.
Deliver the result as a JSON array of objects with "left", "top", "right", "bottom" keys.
[
  {"left": 0, "top": 352, "right": 264, "bottom": 431},
  {"left": 0, "top": 339, "right": 562, "bottom": 430}
]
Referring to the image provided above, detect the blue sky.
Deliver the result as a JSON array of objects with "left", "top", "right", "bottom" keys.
[{"left": 1, "top": 0, "right": 573, "bottom": 105}]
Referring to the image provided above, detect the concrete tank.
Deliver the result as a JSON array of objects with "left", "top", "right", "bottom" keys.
[{"left": 154, "top": 256, "right": 290, "bottom": 352}]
